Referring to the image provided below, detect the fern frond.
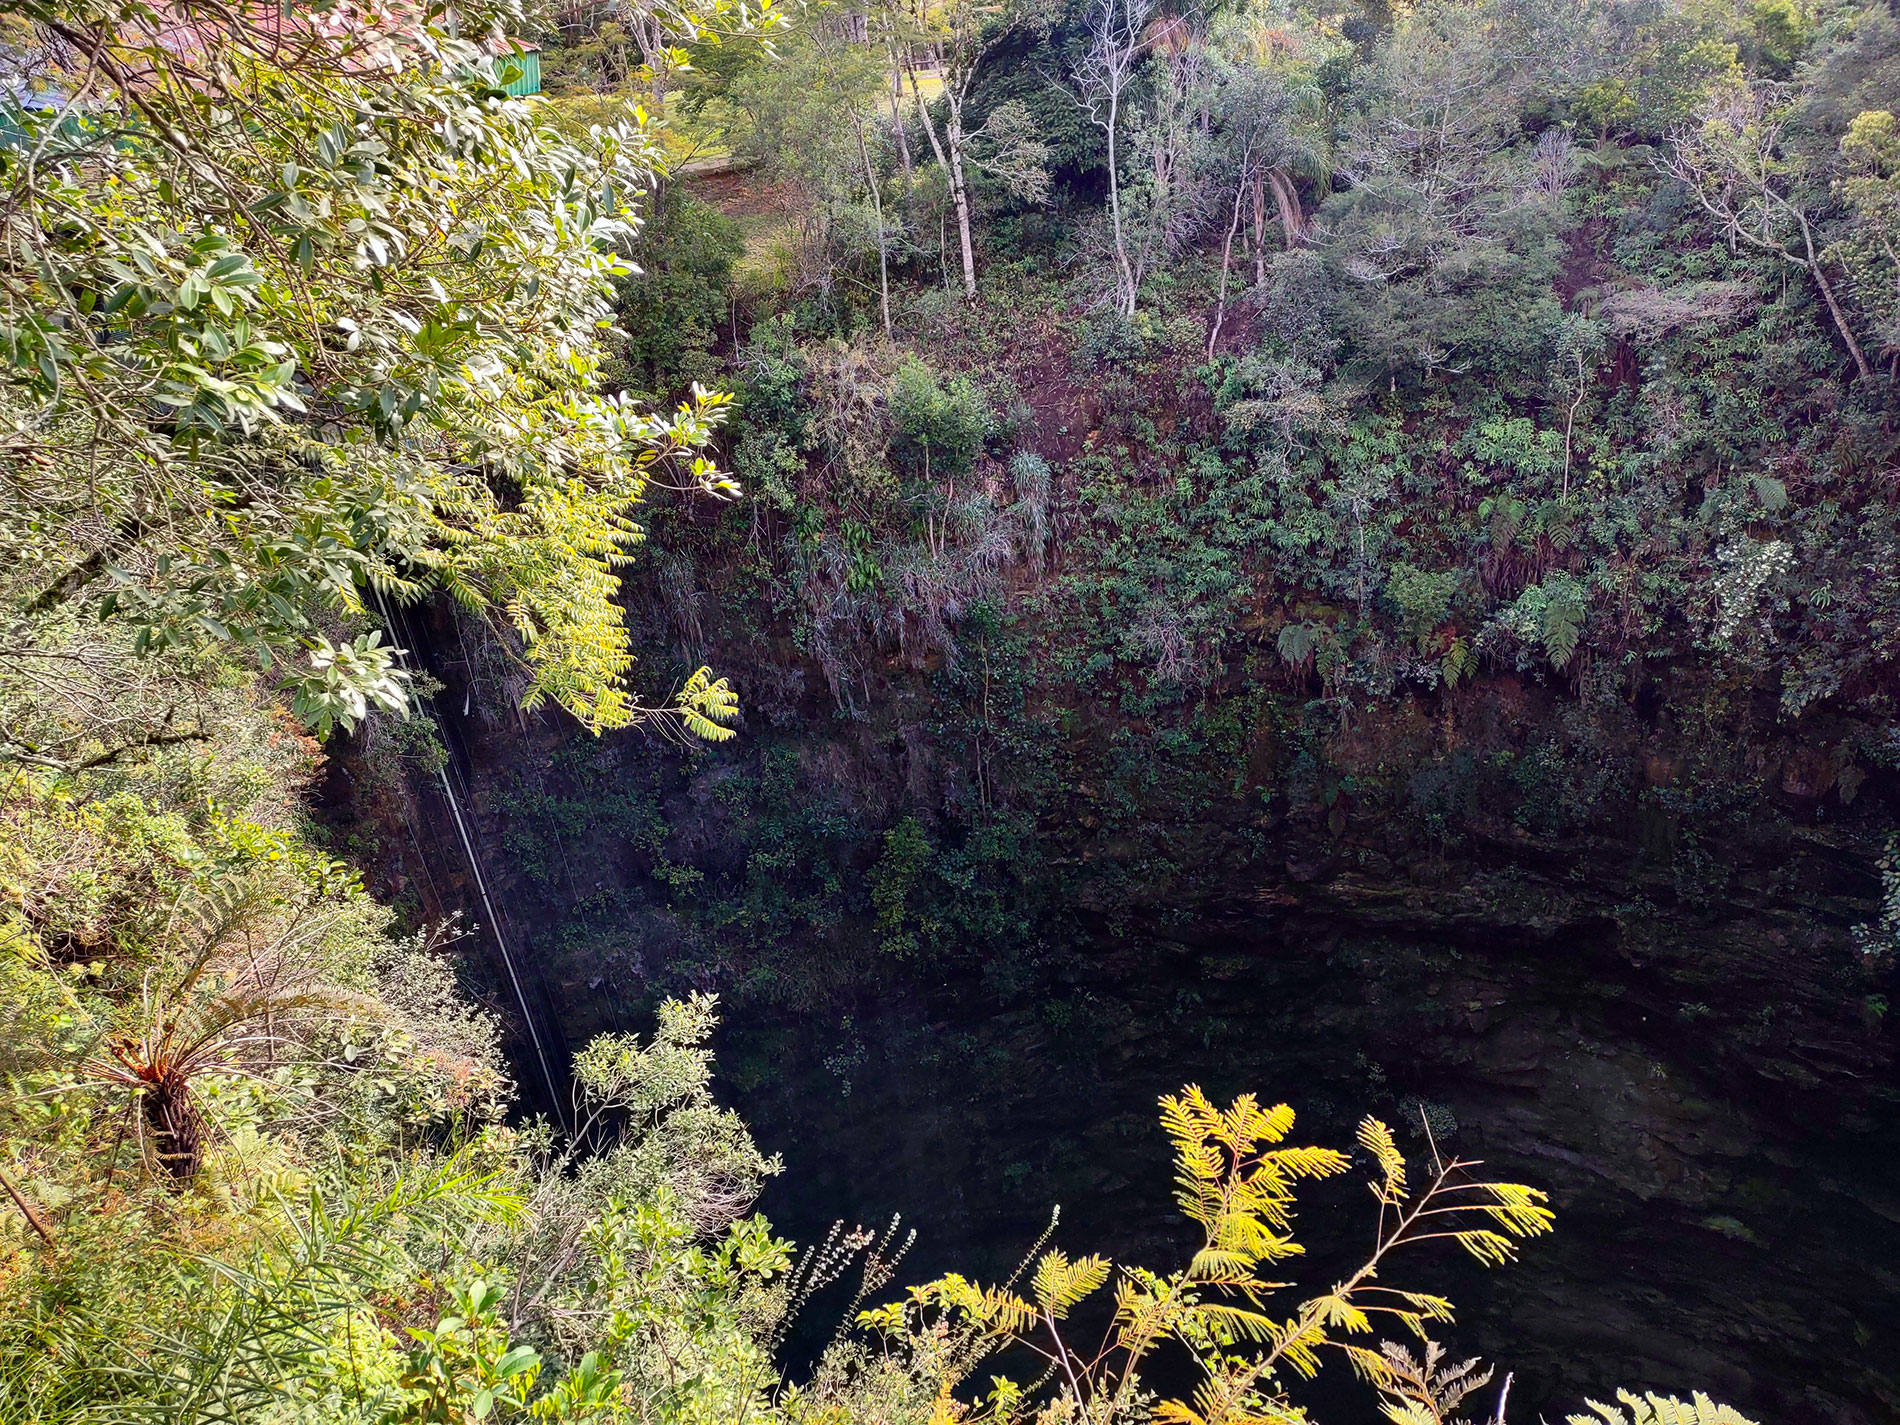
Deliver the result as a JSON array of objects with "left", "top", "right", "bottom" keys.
[
  {"left": 1357, "top": 1118, "right": 1407, "bottom": 1197},
  {"left": 1230, "top": 1098, "right": 1296, "bottom": 1147},
  {"left": 1449, "top": 1229, "right": 1522, "bottom": 1265},
  {"left": 1263, "top": 1315, "right": 1327, "bottom": 1380},
  {"left": 1373, "top": 1337, "right": 1498, "bottom": 1425},
  {"left": 1339, "top": 1342, "right": 1398, "bottom": 1385},
  {"left": 1154, "top": 1401, "right": 1206, "bottom": 1425},
  {"left": 1160, "top": 1087, "right": 1222, "bottom": 1157},
  {"left": 1188, "top": 1246, "right": 1265, "bottom": 1279},
  {"left": 1565, "top": 1389, "right": 1759, "bottom": 1425},
  {"left": 1474, "top": 1182, "right": 1556, "bottom": 1238},
  {"left": 1174, "top": 1361, "right": 1307, "bottom": 1425},
  {"left": 1304, "top": 1291, "right": 1371, "bottom": 1334},
  {"left": 1029, "top": 1251, "right": 1110, "bottom": 1318},
  {"left": 1184, "top": 1301, "right": 1281, "bottom": 1343},
  {"left": 911, "top": 1271, "right": 1038, "bottom": 1335},
  {"left": 1257, "top": 1145, "right": 1351, "bottom": 1181},
  {"left": 1391, "top": 1291, "right": 1455, "bottom": 1324},
  {"left": 1210, "top": 1211, "right": 1300, "bottom": 1260},
  {"left": 1112, "top": 1271, "right": 1199, "bottom": 1367}
]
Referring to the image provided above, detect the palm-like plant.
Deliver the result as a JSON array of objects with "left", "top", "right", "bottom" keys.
[{"left": 78, "top": 882, "right": 366, "bottom": 1186}]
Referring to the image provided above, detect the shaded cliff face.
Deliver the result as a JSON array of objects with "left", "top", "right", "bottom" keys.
[
  {"left": 331, "top": 599, "right": 1900, "bottom": 1425},
  {"left": 718, "top": 829, "right": 1900, "bottom": 1425}
]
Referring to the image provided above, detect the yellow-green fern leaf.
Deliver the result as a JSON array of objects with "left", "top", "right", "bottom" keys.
[
  {"left": 1030, "top": 1250, "right": 1111, "bottom": 1317},
  {"left": 1258, "top": 1145, "right": 1352, "bottom": 1182},
  {"left": 1154, "top": 1401, "right": 1207, "bottom": 1425},
  {"left": 1391, "top": 1290, "right": 1456, "bottom": 1324},
  {"left": 1476, "top": 1181, "right": 1557, "bottom": 1237},
  {"left": 1357, "top": 1117, "right": 1407, "bottom": 1197},
  {"left": 1450, "top": 1229, "right": 1522, "bottom": 1266},
  {"left": 1340, "top": 1341, "right": 1399, "bottom": 1386},
  {"left": 1186, "top": 1301, "right": 1281, "bottom": 1343},
  {"left": 1566, "top": 1389, "right": 1759, "bottom": 1425}
]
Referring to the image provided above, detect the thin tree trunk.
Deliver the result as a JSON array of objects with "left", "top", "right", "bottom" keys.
[
  {"left": 1684, "top": 173, "right": 1875, "bottom": 383},
  {"left": 854, "top": 116, "right": 893, "bottom": 337},
  {"left": 886, "top": 33, "right": 914, "bottom": 180},
  {"left": 0, "top": 1163, "right": 52, "bottom": 1244},
  {"left": 1794, "top": 209, "right": 1872, "bottom": 380},
  {"left": 641, "top": 13, "right": 667, "bottom": 115},
  {"left": 908, "top": 63, "right": 949, "bottom": 167},
  {"left": 1561, "top": 352, "right": 1585, "bottom": 497},
  {"left": 889, "top": 87, "right": 914, "bottom": 181},
  {"left": 1106, "top": 86, "right": 1135, "bottom": 314},
  {"left": 908, "top": 64, "right": 976, "bottom": 299},
  {"left": 925, "top": 447, "right": 937, "bottom": 558},
  {"left": 946, "top": 108, "right": 977, "bottom": 300},
  {"left": 1207, "top": 175, "right": 1247, "bottom": 361},
  {"left": 908, "top": 66, "right": 951, "bottom": 287},
  {"left": 1251, "top": 170, "right": 1266, "bottom": 284}
]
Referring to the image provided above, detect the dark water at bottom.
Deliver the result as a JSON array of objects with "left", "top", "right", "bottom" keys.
[{"left": 725, "top": 903, "right": 1900, "bottom": 1423}]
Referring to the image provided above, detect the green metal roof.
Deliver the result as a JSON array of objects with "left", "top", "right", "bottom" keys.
[{"left": 494, "top": 49, "right": 540, "bottom": 97}]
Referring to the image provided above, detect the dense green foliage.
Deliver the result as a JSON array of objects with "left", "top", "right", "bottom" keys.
[
  {"left": 0, "top": 694, "right": 794, "bottom": 1420},
  {"left": 552, "top": 0, "right": 1900, "bottom": 993},
  {"left": 647, "top": 0, "right": 1900, "bottom": 736},
  {"left": 0, "top": 0, "right": 747, "bottom": 737},
  {"left": 603, "top": 186, "right": 747, "bottom": 404},
  {"left": 0, "top": 0, "right": 1886, "bottom": 1417},
  {"left": 480, "top": 0, "right": 1898, "bottom": 1406}
]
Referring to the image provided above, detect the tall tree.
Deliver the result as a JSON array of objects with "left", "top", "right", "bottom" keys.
[
  {"left": 729, "top": 12, "right": 896, "bottom": 322},
  {"left": 1204, "top": 56, "right": 1313, "bottom": 356},
  {"left": 1833, "top": 108, "right": 1900, "bottom": 369},
  {"left": 1063, "top": 0, "right": 1159, "bottom": 314},
  {"left": 897, "top": 0, "right": 1050, "bottom": 300},
  {"left": 1666, "top": 82, "right": 1874, "bottom": 381},
  {"left": 1122, "top": 14, "right": 1216, "bottom": 308}
]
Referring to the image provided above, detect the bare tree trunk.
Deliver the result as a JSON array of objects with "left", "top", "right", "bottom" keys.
[
  {"left": 1670, "top": 144, "right": 1874, "bottom": 383},
  {"left": 906, "top": 60, "right": 954, "bottom": 290},
  {"left": 946, "top": 108, "right": 978, "bottom": 300},
  {"left": 1106, "top": 84, "right": 1134, "bottom": 314},
  {"left": 635, "top": 11, "right": 668, "bottom": 115},
  {"left": 1207, "top": 174, "right": 1247, "bottom": 361},
  {"left": 1561, "top": 351, "right": 1585, "bottom": 497},
  {"left": 908, "top": 65, "right": 977, "bottom": 299},
  {"left": 1251, "top": 170, "right": 1266, "bottom": 284},
  {"left": 1794, "top": 209, "right": 1872, "bottom": 380},
  {"left": 886, "top": 33, "right": 913, "bottom": 180},
  {"left": 854, "top": 115, "right": 893, "bottom": 337}
]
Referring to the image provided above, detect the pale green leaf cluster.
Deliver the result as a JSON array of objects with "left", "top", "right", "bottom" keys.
[{"left": 0, "top": 0, "right": 747, "bottom": 736}]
